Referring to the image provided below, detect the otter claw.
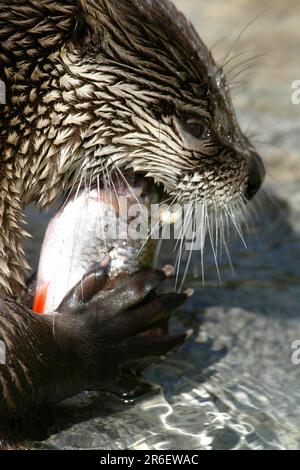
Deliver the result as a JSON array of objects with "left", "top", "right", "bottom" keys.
[
  {"left": 54, "top": 266, "right": 191, "bottom": 393},
  {"left": 115, "top": 292, "right": 188, "bottom": 336},
  {"left": 89, "top": 268, "right": 167, "bottom": 313},
  {"left": 57, "top": 264, "right": 108, "bottom": 312},
  {"left": 121, "top": 332, "right": 189, "bottom": 364}
]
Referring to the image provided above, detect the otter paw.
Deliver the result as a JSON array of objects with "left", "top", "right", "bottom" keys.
[{"left": 57, "top": 264, "right": 192, "bottom": 390}]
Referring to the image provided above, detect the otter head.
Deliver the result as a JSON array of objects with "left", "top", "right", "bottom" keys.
[
  {"left": 0, "top": 0, "right": 265, "bottom": 291},
  {"left": 63, "top": 0, "right": 264, "bottom": 208}
]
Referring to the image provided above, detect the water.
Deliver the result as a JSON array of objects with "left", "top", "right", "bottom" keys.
[{"left": 24, "top": 182, "right": 300, "bottom": 450}]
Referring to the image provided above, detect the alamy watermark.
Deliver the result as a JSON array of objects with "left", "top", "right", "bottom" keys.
[
  {"left": 92, "top": 197, "right": 209, "bottom": 252},
  {"left": 0, "top": 79, "right": 6, "bottom": 105},
  {"left": 291, "top": 80, "right": 300, "bottom": 105},
  {"left": 0, "top": 340, "right": 6, "bottom": 364},
  {"left": 291, "top": 340, "right": 300, "bottom": 365}
]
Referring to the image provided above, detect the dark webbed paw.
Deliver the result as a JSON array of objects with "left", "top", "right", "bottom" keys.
[{"left": 57, "top": 264, "right": 192, "bottom": 394}]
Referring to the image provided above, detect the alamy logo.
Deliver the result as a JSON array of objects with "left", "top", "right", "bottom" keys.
[
  {"left": 0, "top": 80, "right": 6, "bottom": 104},
  {"left": 292, "top": 80, "right": 300, "bottom": 105},
  {"left": 291, "top": 340, "right": 300, "bottom": 365},
  {"left": 0, "top": 340, "right": 6, "bottom": 364}
]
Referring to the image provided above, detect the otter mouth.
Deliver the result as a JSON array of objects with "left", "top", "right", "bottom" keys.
[
  {"left": 33, "top": 171, "right": 162, "bottom": 314},
  {"left": 94, "top": 171, "right": 161, "bottom": 199},
  {"left": 32, "top": 150, "right": 265, "bottom": 315}
]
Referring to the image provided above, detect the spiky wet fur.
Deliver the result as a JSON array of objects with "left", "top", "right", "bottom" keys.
[{"left": 0, "top": 0, "right": 258, "bottom": 294}]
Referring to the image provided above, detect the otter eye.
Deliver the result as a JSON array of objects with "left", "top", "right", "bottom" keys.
[{"left": 185, "top": 118, "right": 208, "bottom": 139}]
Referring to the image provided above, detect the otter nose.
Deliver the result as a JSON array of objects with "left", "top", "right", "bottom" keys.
[{"left": 245, "top": 152, "right": 265, "bottom": 201}]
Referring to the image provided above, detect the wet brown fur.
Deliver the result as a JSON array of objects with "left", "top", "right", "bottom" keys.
[{"left": 0, "top": 0, "right": 257, "bottom": 294}]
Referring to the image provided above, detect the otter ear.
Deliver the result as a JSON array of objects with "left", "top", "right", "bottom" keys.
[
  {"left": 71, "top": 0, "right": 173, "bottom": 50},
  {"left": 71, "top": 0, "right": 109, "bottom": 48},
  {"left": 73, "top": 0, "right": 208, "bottom": 57},
  {"left": 72, "top": 10, "right": 92, "bottom": 47}
]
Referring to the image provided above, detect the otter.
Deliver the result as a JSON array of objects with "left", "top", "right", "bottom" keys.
[{"left": 0, "top": 0, "right": 265, "bottom": 448}]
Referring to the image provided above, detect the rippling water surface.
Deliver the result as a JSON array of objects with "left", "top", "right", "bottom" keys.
[{"left": 25, "top": 182, "right": 300, "bottom": 451}]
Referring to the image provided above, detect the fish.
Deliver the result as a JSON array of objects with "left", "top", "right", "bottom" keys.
[{"left": 33, "top": 177, "right": 155, "bottom": 314}]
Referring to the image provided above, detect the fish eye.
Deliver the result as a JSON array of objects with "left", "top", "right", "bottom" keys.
[{"left": 184, "top": 117, "right": 208, "bottom": 139}]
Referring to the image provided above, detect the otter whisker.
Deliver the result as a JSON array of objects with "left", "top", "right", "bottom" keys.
[
  {"left": 224, "top": 204, "right": 248, "bottom": 249},
  {"left": 179, "top": 194, "right": 204, "bottom": 292},
  {"left": 136, "top": 219, "right": 160, "bottom": 259},
  {"left": 179, "top": 224, "right": 195, "bottom": 293},
  {"left": 174, "top": 227, "right": 185, "bottom": 291},
  {"left": 213, "top": 49, "right": 258, "bottom": 87},
  {"left": 149, "top": 191, "right": 181, "bottom": 270},
  {"left": 213, "top": 199, "right": 221, "bottom": 261},
  {"left": 99, "top": 157, "right": 112, "bottom": 207},
  {"left": 137, "top": 191, "right": 180, "bottom": 259},
  {"left": 218, "top": 208, "right": 225, "bottom": 262},
  {"left": 78, "top": 170, "right": 94, "bottom": 301},
  {"left": 206, "top": 202, "right": 221, "bottom": 284},
  {"left": 98, "top": 159, "right": 116, "bottom": 248},
  {"left": 57, "top": 161, "right": 86, "bottom": 218},
  {"left": 237, "top": 197, "right": 252, "bottom": 234},
  {"left": 174, "top": 192, "right": 193, "bottom": 254},
  {"left": 221, "top": 49, "right": 259, "bottom": 72},
  {"left": 220, "top": 9, "right": 268, "bottom": 69},
  {"left": 108, "top": 171, "right": 123, "bottom": 216},
  {"left": 113, "top": 164, "right": 147, "bottom": 220},
  {"left": 175, "top": 193, "right": 195, "bottom": 291},
  {"left": 96, "top": 174, "right": 108, "bottom": 253},
  {"left": 225, "top": 52, "right": 265, "bottom": 79},
  {"left": 223, "top": 234, "right": 236, "bottom": 276},
  {"left": 153, "top": 234, "right": 163, "bottom": 269},
  {"left": 105, "top": 165, "right": 114, "bottom": 211},
  {"left": 226, "top": 55, "right": 265, "bottom": 84}
]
